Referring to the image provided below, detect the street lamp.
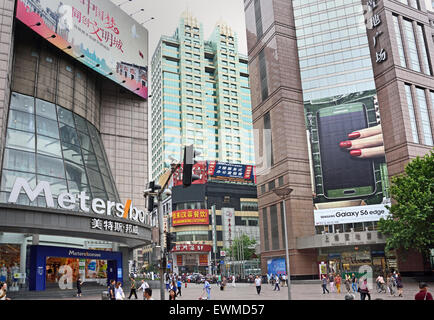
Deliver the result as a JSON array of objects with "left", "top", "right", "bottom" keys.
[{"left": 273, "top": 187, "right": 293, "bottom": 300}]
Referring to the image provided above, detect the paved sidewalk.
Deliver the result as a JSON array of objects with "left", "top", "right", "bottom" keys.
[{"left": 11, "top": 278, "right": 432, "bottom": 300}]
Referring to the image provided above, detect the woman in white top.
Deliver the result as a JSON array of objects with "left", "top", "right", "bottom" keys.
[
  {"left": 115, "top": 281, "right": 125, "bottom": 300},
  {"left": 0, "top": 282, "right": 11, "bottom": 300}
]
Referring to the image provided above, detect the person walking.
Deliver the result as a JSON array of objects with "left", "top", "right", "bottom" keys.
[
  {"left": 344, "top": 274, "right": 351, "bottom": 293},
  {"left": 359, "top": 279, "right": 371, "bottom": 300},
  {"left": 255, "top": 275, "right": 262, "bottom": 295},
  {"left": 169, "top": 288, "right": 177, "bottom": 300},
  {"left": 127, "top": 276, "right": 138, "bottom": 299},
  {"left": 386, "top": 273, "right": 395, "bottom": 296},
  {"left": 232, "top": 275, "right": 236, "bottom": 288},
  {"left": 415, "top": 283, "right": 433, "bottom": 300},
  {"left": 137, "top": 279, "right": 149, "bottom": 300},
  {"left": 177, "top": 278, "right": 182, "bottom": 297},
  {"left": 329, "top": 273, "right": 335, "bottom": 293},
  {"left": 335, "top": 274, "right": 342, "bottom": 294},
  {"left": 0, "top": 282, "right": 11, "bottom": 300},
  {"left": 144, "top": 288, "right": 154, "bottom": 300},
  {"left": 351, "top": 273, "right": 358, "bottom": 293},
  {"left": 115, "top": 281, "right": 125, "bottom": 300},
  {"left": 76, "top": 277, "right": 83, "bottom": 297},
  {"left": 376, "top": 274, "right": 386, "bottom": 293},
  {"left": 396, "top": 273, "right": 404, "bottom": 297},
  {"left": 165, "top": 274, "right": 170, "bottom": 292},
  {"left": 203, "top": 279, "right": 211, "bottom": 300},
  {"left": 321, "top": 275, "right": 329, "bottom": 294},
  {"left": 108, "top": 279, "right": 116, "bottom": 300},
  {"left": 273, "top": 274, "right": 280, "bottom": 291}
]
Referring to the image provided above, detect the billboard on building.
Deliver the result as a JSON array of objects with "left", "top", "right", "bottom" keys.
[
  {"left": 16, "top": 0, "right": 148, "bottom": 99},
  {"left": 221, "top": 207, "right": 235, "bottom": 248},
  {"left": 171, "top": 209, "right": 209, "bottom": 227},
  {"left": 172, "top": 161, "right": 207, "bottom": 187},
  {"left": 304, "top": 90, "right": 391, "bottom": 225},
  {"left": 267, "top": 258, "right": 286, "bottom": 276},
  {"left": 207, "top": 161, "right": 256, "bottom": 184}
]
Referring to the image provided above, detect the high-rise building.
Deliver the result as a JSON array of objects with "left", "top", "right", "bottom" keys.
[
  {"left": 244, "top": 0, "right": 433, "bottom": 278},
  {"left": 150, "top": 12, "right": 254, "bottom": 181}
]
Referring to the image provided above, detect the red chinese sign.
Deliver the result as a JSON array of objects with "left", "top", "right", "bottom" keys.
[
  {"left": 171, "top": 244, "right": 212, "bottom": 253},
  {"left": 176, "top": 255, "right": 183, "bottom": 266},
  {"left": 172, "top": 161, "right": 207, "bottom": 187},
  {"left": 172, "top": 209, "right": 209, "bottom": 227}
]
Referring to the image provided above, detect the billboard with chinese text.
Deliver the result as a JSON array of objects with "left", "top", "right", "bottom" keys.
[
  {"left": 16, "top": 0, "right": 148, "bottom": 99},
  {"left": 172, "top": 161, "right": 207, "bottom": 187},
  {"left": 207, "top": 161, "right": 256, "bottom": 184},
  {"left": 171, "top": 209, "right": 209, "bottom": 227}
]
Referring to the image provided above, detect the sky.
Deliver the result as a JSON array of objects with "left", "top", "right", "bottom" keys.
[{"left": 111, "top": 0, "right": 248, "bottom": 59}]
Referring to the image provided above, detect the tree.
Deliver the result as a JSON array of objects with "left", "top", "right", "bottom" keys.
[
  {"left": 223, "top": 234, "right": 257, "bottom": 261},
  {"left": 378, "top": 152, "right": 434, "bottom": 258}
]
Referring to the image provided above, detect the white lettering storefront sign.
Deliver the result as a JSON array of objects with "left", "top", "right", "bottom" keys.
[
  {"left": 314, "top": 204, "right": 391, "bottom": 226},
  {"left": 7, "top": 177, "right": 150, "bottom": 226}
]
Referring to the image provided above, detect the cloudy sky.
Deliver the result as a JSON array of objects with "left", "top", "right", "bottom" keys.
[{"left": 111, "top": 0, "right": 248, "bottom": 58}]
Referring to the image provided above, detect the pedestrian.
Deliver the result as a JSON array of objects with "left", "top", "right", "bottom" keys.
[
  {"left": 351, "top": 273, "right": 358, "bottom": 293},
  {"left": 169, "top": 288, "right": 177, "bottom": 300},
  {"left": 108, "top": 279, "right": 116, "bottom": 300},
  {"left": 232, "top": 275, "right": 236, "bottom": 287},
  {"left": 376, "top": 274, "right": 386, "bottom": 293},
  {"left": 137, "top": 279, "right": 150, "bottom": 300},
  {"left": 329, "top": 273, "right": 335, "bottom": 293},
  {"left": 115, "top": 281, "right": 125, "bottom": 300},
  {"left": 359, "top": 278, "right": 371, "bottom": 300},
  {"left": 255, "top": 275, "right": 262, "bottom": 295},
  {"left": 273, "top": 274, "right": 280, "bottom": 291},
  {"left": 177, "top": 278, "right": 182, "bottom": 297},
  {"left": 165, "top": 274, "right": 170, "bottom": 291},
  {"left": 396, "top": 273, "right": 404, "bottom": 297},
  {"left": 76, "top": 277, "right": 83, "bottom": 297},
  {"left": 321, "top": 274, "right": 329, "bottom": 294},
  {"left": 128, "top": 276, "right": 137, "bottom": 299},
  {"left": 415, "top": 282, "right": 433, "bottom": 300},
  {"left": 335, "top": 273, "right": 341, "bottom": 293},
  {"left": 0, "top": 282, "right": 11, "bottom": 300},
  {"left": 386, "top": 273, "right": 395, "bottom": 296},
  {"left": 278, "top": 274, "right": 283, "bottom": 287},
  {"left": 203, "top": 279, "right": 211, "bottom": 300},
  {"left": 344, "top": 274, "right": 351, "bottom": 293},
  {"left": 144, "top": 288, "right": 154, "bottom": 300}
]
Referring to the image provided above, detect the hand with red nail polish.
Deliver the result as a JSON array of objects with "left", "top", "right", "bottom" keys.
[{"left": 339, "top": 124, "right": 385, "bottom": 159}]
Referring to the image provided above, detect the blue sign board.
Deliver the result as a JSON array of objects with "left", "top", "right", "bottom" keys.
[
  {"left": 267, "top": 258, "right": 286, "bottom": 276},
  {"left": 207, "top": 161, "right": 255, "bottom": 184},
  {"left": 220, "top": 260, "right": 224, "bottom": 265}
]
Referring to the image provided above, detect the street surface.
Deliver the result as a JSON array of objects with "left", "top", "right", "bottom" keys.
[{"left": 14, "top": 279, "right": 432, "bottom": 300}]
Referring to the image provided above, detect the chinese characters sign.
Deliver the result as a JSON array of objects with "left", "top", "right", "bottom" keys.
[
  {"left": 171, "top": 244, "right": 212, "bottom": 252},
  {"left": 365, "top": 0, "right": 387, "bottom": 64},
  {"left": 199, "top": 255, "right": 209, "bottom": 266},
  {"left": 172, "top": 161, "right": 207, "bottom": 187},
  {"left": 90, "top": 218, "right": 139, "bottom": 235},
  {"left": 16, "top": 0, "right": 148, "bottom": 99},
  {"left": 172, "top": 209, "right": 209, "bottom": 227},
  {"left": 207, "top": 161, "right": 256, "bottom": 184}
]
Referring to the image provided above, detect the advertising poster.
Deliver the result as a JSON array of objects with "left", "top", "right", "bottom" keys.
[
  {"left": 267, "top": 258, "right": 286, "bottom": 276},
  {"left": 171, "top": 209, "right": 209, "bottom": 226},
  {"left": 176, "top": 255, "right": 183, "bottom": 267},
  {"left": 304, "top": 90, "right": 391, "bottom": 221},
  {"left": 221, "top": 207, "right": 235, "bottom": 248},
  {"left": 16, "top": 0, "right": 148, "bottom": 99},
  {"left": 199, "top": 255, "right": 208, "bottom": 266},
  {"left": 207, "top": 161, "right": 256, "bottom": 184},
  {"left": 172, "top": 161, "right": 207, "bottom": 187}
]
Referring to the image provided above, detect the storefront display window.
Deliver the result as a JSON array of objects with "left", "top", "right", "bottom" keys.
[{"left": 0, "top": 244, "right": 21, "bottom": 287}]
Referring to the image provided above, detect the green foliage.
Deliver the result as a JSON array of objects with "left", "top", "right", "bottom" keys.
[
  {"left": 378, "top": 152, "right": 434, "bottom": 256},
  {"left": 223, "top": 234, "right": 257, "bottom": 261}
]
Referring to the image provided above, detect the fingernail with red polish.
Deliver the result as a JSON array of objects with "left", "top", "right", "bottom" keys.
[
  {"left": 348, "top": 132, "right": 360, "bottom": 139},
  {"left": 339, "top": 141, "right": 352, "bottom": 148},
  {"left": 350, "top": 149, "right": 362, "bottom": 157}
]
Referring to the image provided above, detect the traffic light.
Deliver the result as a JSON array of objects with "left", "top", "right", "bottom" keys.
[
  {"left": 166, "top": 233, "right": 176, "bottom": 251},
  {"left": 146, "top": 181, "right": 161, "bottom": 212},
  {"left": 182, "top": 144, "right": 200, "bottom": 187}
]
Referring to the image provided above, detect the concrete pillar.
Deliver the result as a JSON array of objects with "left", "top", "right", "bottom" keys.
[
  {"left": 120, "top": 246, "right": 133, "bottom": 285},
  {"left": 20, "top": 237, "right": 27, "bottom": 286},
  {"left": 32, "top": 234, "right": 39, "bottom": 245}
]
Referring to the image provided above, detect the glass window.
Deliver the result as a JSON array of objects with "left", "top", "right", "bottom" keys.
[
  {"left": 82, "top": 151, "right": 100, "bottom": 172},
  {"left": 64, "top": 161, "right": 88, "bottom": 188},
  {"left": 36, "top": 99, "right": 57, "bottom": 120},
  {"left": 416, "top": 24, "right": 431, "bottom": 75},
  {"left": 61, "top": 142, "right": 83, "bottom": 165},
  {"left": 86, "top": 167, "right": 105, "bottom": 190},
  {"left": 57, "top": 106, "right": 75, "bottom": 127},
  {"left": 1, "top": 170, "right": 36, "bottom": 191},
  {"left": 393, "top": 15, "right": 406, "bottom": 68},
  {"left": 10, "top": 92, "right": 34, "bottom": 113},
  {"left": 36, "top": 175, "right": 68, "bottom": 196},
  {"left": 78, "top": 131, "right": 94, "bottom": 152},
  {"left": 8, "top": 110, "right": 35, "bottom": 133},
  {"left": 415, "top": 88, "right": 433, "bottom": 146},
  {"left": 36, "top": 154, "right": 65, "bottom": 179},
  {"left": 403, "top": 19, "right": 421, "bottom": 72},
  {"left": 404, "top": 85, "right": 420, "bottom": 143},
  {"left": 36, "top": 116, "right": 59, "bottom": 139},
  {"left": 74, "top": 115, "right": 89, "bottom": 133},
  {"left": 37, "top": 135, "right": 62, "bottom": 158},
  {"left": 59, "top": 123, "right": 80, "bottom": 146},
  {"left": 3, "top": 148, "right": 35, "bottom": 173},
  {"left": 6, "top": 129, "right": 35, "bottom": 152}
]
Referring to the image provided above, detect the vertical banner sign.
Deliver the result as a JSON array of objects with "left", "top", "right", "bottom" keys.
[
  {"left": 221, "top": 208, "right": 235, "bottom": 249},
  {"left": 211, "top": 205, "right": 217, "bottom": 253},
  {"left": 176, "top": 255, "right": 183, "bottom": 267},
  {"left": 15, "top": 0, "right": 148, "bottom": 98}
]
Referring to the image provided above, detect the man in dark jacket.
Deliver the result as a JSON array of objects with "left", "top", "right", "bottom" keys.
[{"left": 108, "top": 279, "right": 116, "bottom": 300}]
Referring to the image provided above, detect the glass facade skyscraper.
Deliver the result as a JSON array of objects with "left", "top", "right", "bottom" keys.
[
  {"left": 293, "top": 0, "right": 375, "bottom": 101},
  {"left": 151, "top": 13, "right": 254, "bottom": 180}
]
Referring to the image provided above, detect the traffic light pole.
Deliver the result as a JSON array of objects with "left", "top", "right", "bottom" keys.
[{"left": 157, "top": 192, "right": 166, "bottom": 301}]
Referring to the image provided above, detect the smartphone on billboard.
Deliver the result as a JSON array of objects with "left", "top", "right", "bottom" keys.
[{"left": 317, "top": 103, "right": 376, "bottom": 200}]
